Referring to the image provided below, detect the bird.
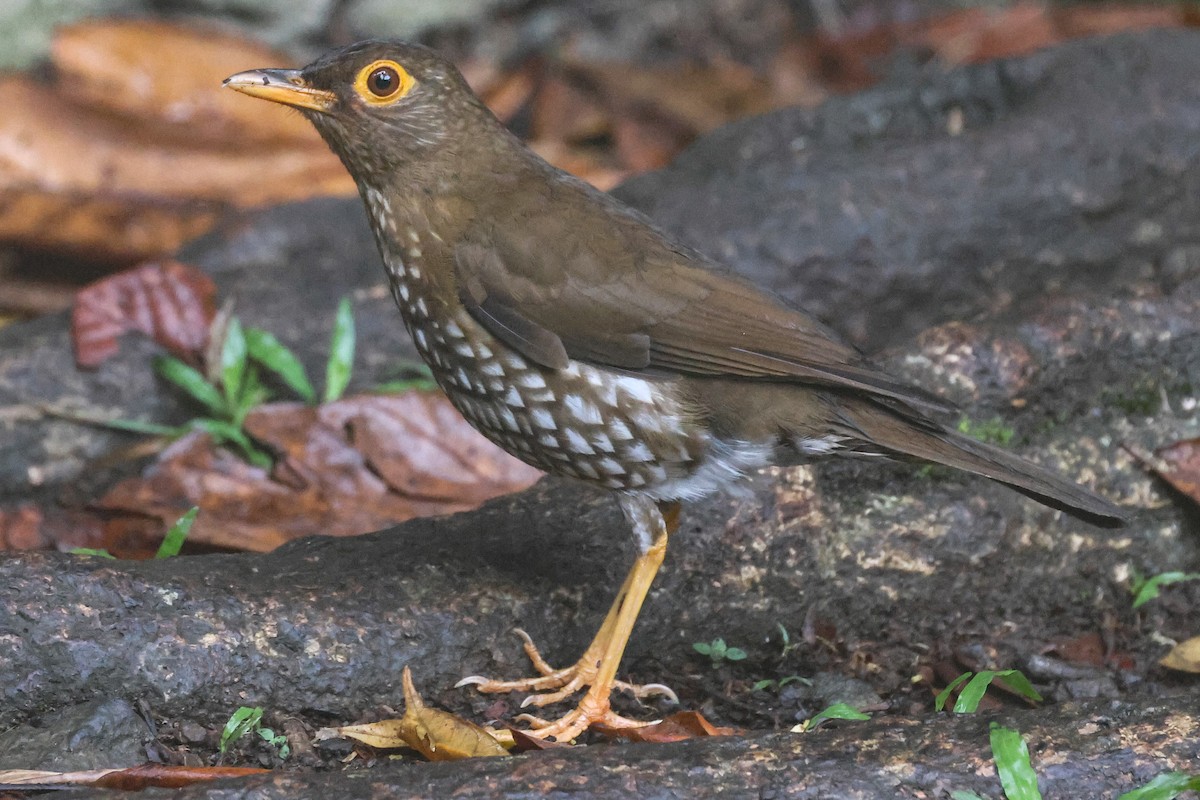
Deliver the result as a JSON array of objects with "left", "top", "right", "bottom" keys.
[{"left": 224, "top": 41, "right": 1126, "bottom": 742}]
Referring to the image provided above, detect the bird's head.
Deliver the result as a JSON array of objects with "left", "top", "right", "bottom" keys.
[{"left": 224, "top": 40, "right": 497, "bottom": 179}]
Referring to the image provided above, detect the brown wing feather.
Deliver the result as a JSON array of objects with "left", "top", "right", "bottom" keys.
[{"left": 454, "top": 174, "right": 953, "bottom": 413}]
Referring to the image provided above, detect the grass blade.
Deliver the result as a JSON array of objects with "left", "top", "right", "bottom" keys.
[
  {"left": 155, "top": 507, "right": 198, "bottom": 559},
  {"left": 1118, "top": 772, "right": 1200, "bottom": 800},
  {"left": 245, "top": 327, "right": 316, "bottom": 403},
  {"left": 154, "top": 356, "right": 226, "bottom": 417},
  {"left": 324, "top": 297, "right": 355, "bottom": 404},
  {"left": 989, "top": 723, "right": 1042, "bottom": 800},
  {"left": 1132, "top": 572, "right": 1200, "bottom": 608},
  {"left": 936, "top": 672, "right": 974, "bottom": 711},
  {"left": 221, "top": 317, "right": 248, "bottom": 409}
]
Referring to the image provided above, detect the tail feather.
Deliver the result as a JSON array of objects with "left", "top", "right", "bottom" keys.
[{"left": 835, "top": 399, "right": 1127, "bottom": 528}]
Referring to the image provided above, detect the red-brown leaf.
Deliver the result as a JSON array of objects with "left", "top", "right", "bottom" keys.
[
  {"left": 1152, "top": 437, "right": 1200, "bottom": 507},
  {"left": 71, "top": 260, "right": 217, "bottom": 368},
  {"left": 94, "top": 393, "right": 542, "bottom": 554},
  {"left": 593, "top": 711, "right": 741, "bottom": 743}
]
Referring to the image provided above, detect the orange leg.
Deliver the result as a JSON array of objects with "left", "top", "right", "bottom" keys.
[{"left": 458, "top": 500, "right": 680, "bottom": 741}]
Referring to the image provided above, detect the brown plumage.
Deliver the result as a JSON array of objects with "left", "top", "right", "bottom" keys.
[{"left": 225, "top": 41, "right": 1126, "bottom": 741}]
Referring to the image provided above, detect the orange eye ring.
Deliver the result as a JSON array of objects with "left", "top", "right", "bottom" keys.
[{"left": 354, "top": 60, "right": 415, "bottom": 104}]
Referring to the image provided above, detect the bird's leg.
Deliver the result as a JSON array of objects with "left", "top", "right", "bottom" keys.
[{"left": 457, "top": 497, "right": 680, "bottom": 741}]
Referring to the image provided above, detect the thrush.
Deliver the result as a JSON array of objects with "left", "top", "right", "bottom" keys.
[{"left": 225, "top": 41, "right": 1126, "bottom": 741}]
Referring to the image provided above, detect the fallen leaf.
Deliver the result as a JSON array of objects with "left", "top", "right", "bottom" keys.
[
  {"left": 1160, "top": 636, "right": 1200, "bottom": 673},
  {"left": 593, "top": 711, "right": 741, "bottom": 743},
  {"left": 1046, "top": 632, "right": 1105, "bottom": 668},
  {"left": 0, "top": 765, "right": 268, "bottom": 790},
  {"left": 339, "top": 667, "right": 508, "bottom": 760},
  {"left": 71, "top": 260, "right": 217, "bottom": 368},
  {"left": 0, "top": 20, "right": 355, "bottom": 261},
  {"left": 51, "top": 19, "right": 322, "bottom": 147},
  {"left": 1151, "top": 438, "right": 1200, "bottom": 507},
  {"left": 0, "top": 504, "right": 46, "bottom": 550},
  {"left": 93, "top": 393, "right": 542, "bottom": 554},
  {"left": 505, "top": 725, "right": 573, "bottom": 752}
]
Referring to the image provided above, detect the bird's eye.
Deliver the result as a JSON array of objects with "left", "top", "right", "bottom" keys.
[
  {"left": 354, "top": 59, "right": 415, "bottom": 105},
  {"left": 367, "top": 66, "right": 398, "bottom": 97}
]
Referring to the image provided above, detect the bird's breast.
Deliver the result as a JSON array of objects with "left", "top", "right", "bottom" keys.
[{"left": 366, "top": 187, "right": 772, "bottom": 500}]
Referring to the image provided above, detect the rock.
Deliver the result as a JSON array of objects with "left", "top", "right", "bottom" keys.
[{"left": 0, "top": 698, "right": 149, "bottom": 771}]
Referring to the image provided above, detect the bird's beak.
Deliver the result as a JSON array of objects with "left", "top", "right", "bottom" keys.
[{"left": 223, "top": 68, "right": 336, "bottom": 113}]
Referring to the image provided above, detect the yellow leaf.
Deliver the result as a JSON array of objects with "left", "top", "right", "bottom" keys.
[
  {"left": 1160, "top": 636, "right": 1200, "bottom": 673},
  {"left": 338, "top": 667, "right": 508, "bottom": 760}
]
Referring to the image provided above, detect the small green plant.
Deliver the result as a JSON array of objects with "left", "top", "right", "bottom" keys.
[
  {"left": 219, "top": 706, "right": 290, "bottom": 759},
  {"left": 323, "top": 297, "right": 355, "bottom": 404},
  {"left": 71, "top": 507, "right": 198, "bottom": 560},
  {"left": 775, "top": 622, "right": 803, "bottom": 659},
  {"left": 692, "top": 638, "right": 747, "bottom": 666},
  {"left": 951, "top": 728, "right": 1196, "bottom": 800},
  {"left": 1130, "top": 571, "right": 1200, "bottom": 609},
  {"left": 750, "top": 675, "right": 811, "bottom": 693},
  {"left": 935, "top": 669, "right": 1042, "bottom": 714},
  {"left": 790, "top": 702, "right": 870, "bottom": 732},
  {"left": 988, "top": 723, "right": 1042, "bottom": 800},
  {"left": 957, "top": 416, "right": 1016, "bottom": 446},
  {"left": 1117, "top": 772, "right": 1200, "bottom": 800},
  {"left": 107, "top": 298, "right": 356, "bottom": 467}
]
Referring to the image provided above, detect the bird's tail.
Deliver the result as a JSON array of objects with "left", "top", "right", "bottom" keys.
[{"left": 833, "top": 398, "right": 1127, "bottom": 528}]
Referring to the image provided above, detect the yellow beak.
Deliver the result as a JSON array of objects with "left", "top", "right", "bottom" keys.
[{"left": 223, "top": 68, "right": 336, "bottom": 113}]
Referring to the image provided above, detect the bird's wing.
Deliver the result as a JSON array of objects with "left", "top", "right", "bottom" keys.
[{"left": 454, "top": 181, "right": 952, "bottom": 412}]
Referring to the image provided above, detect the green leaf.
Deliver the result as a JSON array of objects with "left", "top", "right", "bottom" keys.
[
  {"left": 725, "top": 647, "right": 747, "bottom": 661},
  {"left": 692, "top": 642, "right": 713, "bottom": 656},
  {"left": 805, "top": 702, "right": 870, "bottom": 730},
  {"left": 70, "top": 548, "right": 116, "bottom": 559},
  {"left": 950, "top": 792, "right": 987, "bottom": 800},
  {"left": 155, "top": 507, "right": 198, "bottom": 559},
  {"left": 954, "top": 670, "right": 1042, "bottom": 714},
  {"left": 989, "top": 723, "right": 1042, "bottom": 800},
  {"left": 1118, "top": 772, "right": 1200, "bottom": 800},
  {"left": 190, "top": 419, "right": 272, "bottom": 468},
  {"left": 936, "top": 672, "right": 973, "bottom": 712},
  {"left": 155, "top": 356, "right": 226, "bottom": 417},
  {"left": 1132, "top": 572, "right": 1200, "bottom": 608},
  {"left": 751, "top": 679, "right": 774, "bottom": 692},
  {"left": 245, "top": 327, "right": 316, "bottom": 403},
  {"left": 221, "top": 317, "right": 248, "bottom": 409},
  {"left": 778, "top": 675, "right": 810, "bottom": 687},
  {"left": 228, "top": 368, "right": 270, "bottom": 427},
  {"left": 324, "top": 297, "right": 355, "bottom": 404},
  {"left": 994, "top": 670, "right": 1042, "bottom": 704},
  {"left": 219, "top": 706, "right": 263, "bottom": 753}
]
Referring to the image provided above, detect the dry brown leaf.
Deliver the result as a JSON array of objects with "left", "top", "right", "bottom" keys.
[
  {"left": 0, "top": 765, "right": 268, "bottom": 790},
  {"left": 94, "top": 393, "right": 541, "bottom": 553},
  {"left": 1151, "top": 438, "right": 1200, "bottom": 507},
  {"left": 0, "top": 185, "right": 221, "bottom": 263},
  {"left": 0, "top": 77, "right": 352, "bottom": 206},
  {"left": 0, "top": 504, "right": 46, "bottom": 550},
  {"left": 0, "top": 20, "right": 354, "bottom": 261},
  {"left": 1046, "top": 632, "right": 1106, "bottom": 668},
  {"left": 71, "top": 260, "right": 217, "bottom": 368},
  {"left": 1160, "top": 636, "right": 1200, "bottom": 673},
  {"left": 594, "top": 711, "right": 741, "bottom": 743},
  {"left": 339, "top": 667, "right": 508, "bottom": 760},
  {"left": 52, "top": 19, "right": 320, "bottom": 147}
]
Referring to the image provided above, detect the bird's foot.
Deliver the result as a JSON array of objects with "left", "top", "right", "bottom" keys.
[
  {"left": 456, "top": 627, "right": 676, "bottom": 741},
  {"left": 513, "top": 691, "right": 658, "bottom": 742},
  {"left": 457, "top": 628, "right": 677, "bottom": 707}
]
